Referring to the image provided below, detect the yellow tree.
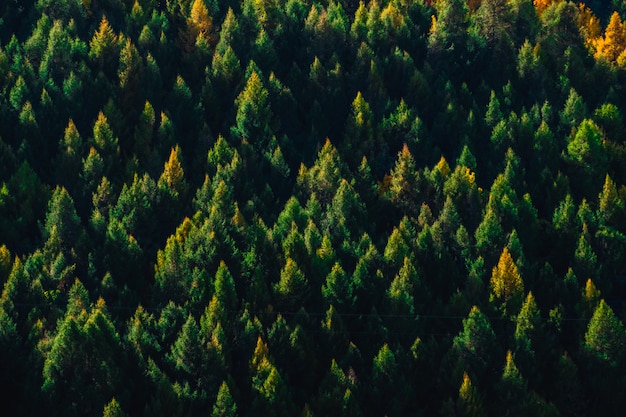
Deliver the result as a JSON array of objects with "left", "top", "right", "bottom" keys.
[
  {"left": 578, "top": 3, "right": 601, "bottom": 50},
  {"left": 158, "top": 146, "right": 188, "bottom": 199},
  {"left": 595, "top": 11, "right": 626, "bottom": 63},
  {"left": 458, "top": 372, "right": 484, "bottom": 417},
  {"left": 89, "top": 16, "right": 120, "bottom": 74},
  {"left": 490, "top": 247, "right": 524, "bottom": 316},
  {"left": 180, "top": 0, "right": 215, "bottom": 52}
]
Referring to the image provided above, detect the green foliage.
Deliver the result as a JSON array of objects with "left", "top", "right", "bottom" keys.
[
  {"left": 453, "top": 306, "right": 499, "bottom": 382},
  {"left": 212, "top": 381, "right": 238, "bottom": 417},
  {"left": 234, "top": 70, "right": 273, "bottom": 150},
  {"left": 3, "top": 1, "right": 626, "bottom": 415},
  {"left": 584, "top": 299, "right": 626, "bottom": 364}
]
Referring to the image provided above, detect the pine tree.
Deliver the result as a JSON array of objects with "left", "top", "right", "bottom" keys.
[
  {"left": 457, "top": 372, "right": 484, "bottom": 417},
  {"left": 168, "top": 314, "right": 208, "bottom": 387},
  {"left": 89, "top": 15, "right": 120, "bottom": 75},
  {"left": 585, "top": 299, "right": 625, "bottom": 364},
  {"left": 598, "top": 174, "right": 623, "bottom": 225},
  {"left": 234, "top": 70, "right": 273, "bottom": 151},
  {"left": 496, "top": 351, "right": 532, "bottom": 415},
  {"left": 57, "top": 119, "right": 84, "bottom": 194},
  {"left": 102, "top": 398, "right": 126, "bottom": 417},
  {"left": 387, "top": 257, "right": 417, "bottom": 315},
  {"left": 214, "top": 260, "right": 237, "bottom": 319},
  {"left": 43, "top": 186, "right": 85, "bottom": 272},
  {"left": 92, "top": 111, "right": 120, "bottom": 178},
  {"left": 118, "top": 38, "right": 143, "bottom": 118},
  {"left": 274, "top": 257, "right": 309, "bottom": 310},
  {"left": 453, "top": 305, "right": 498, "bottom": 382},
  {"left": 212, "top": 381, "right": 238, "bottom": 417},
  {"left": 343, "top": 91, "right": 374, "bottom": 163},
  {"left": 322, "top": 262, "right": 353, "bottom": 309},
  {"left": 387, "top": 144, "right": 420, "bottom": 215}
]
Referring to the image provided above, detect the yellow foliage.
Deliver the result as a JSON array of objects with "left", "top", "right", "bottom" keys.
[
  {"left": 578, "top": 3, "right": 601, "bottom": 50},
  {"left": 595, "top": 11, "right": 626, "bottom": 64},
  {"left": 89, "top": 15, "right": 118, "bottom": 60},
  {"left": 430, "top": 15, "right": 437, "bottom": 34},
  {"left": 251, "top": 336, "right": 270, "bottom": 369},
  {"left": 0, "top": 244, "right": 11, "bottom": 278},
  {"left": 381, "top": 2, "right": 404, "bottom": 31},
  {"left": 533, "top": 0, "right": 555, "bottom": 14},
  {"left": 175, "top": 217, "right": 193, "bottom": 244},
  {"left": 190, "top": 0, "right": 213, "bottom": 36},
  {"left": 584, "top": 278, "right": 601, "bottom": 305},
  {"left": 232, "top": 203, "right": 246, "bottom": 228},
  {"left": 490, "top": 247, "right": 524, "bottom": 310},
  {"left": 178, "top": 0, "right": 215, "bottom": 53},
  {"left": 464, "top": 167, "right": 476, "bottom": 186},
  {"left": 435, "top": 156, "right": 450, "bottom": 178},
  {"left": 160, "top": 146, "right": 186, "bottom": 196}
]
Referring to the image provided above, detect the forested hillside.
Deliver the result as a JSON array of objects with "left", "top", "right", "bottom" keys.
[{"left": 2, "top": 0, "right": 626, "bottom": 415}]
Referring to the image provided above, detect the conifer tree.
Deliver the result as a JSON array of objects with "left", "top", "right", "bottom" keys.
[
  {"left": 158, "top": 145, "right": 188, "bottom": 199},
  {"left": 212, "top": 381, "right": 238, "bottom": 417},
  {"left": 490, "top": 247, "right": 524, "bottom": 316},
  {"left": 275, "top": 257, "right": 309, "bottom": 310},
  {"left": 102, "top": 398, "right": 126, "bottom": 417},
  {"left": 57, "top": 119, "right": 84, "bottom": 194},
  {"left": 118, "top": 38, "right": 143, "bottom": 118},
  {"left": 584, "top": 299, "right": 625, "bottom": 364},
  {"left": 453, "top": 305, "right": 498, "bottom": 383},
  {"left": 89, "top": 16, "right": 120, "bottom": 75},
  {"left": 595, "top": 11, "right": 626, "bottom": 64},
  {"left": 457, "top": 372, "right": 484, "bottom": 417},
  {"left": 387, "top": 144, "right": 420, "bottom": 215},
  {"left": 234, "top": 70, "right": 273, "bottom": 151}
]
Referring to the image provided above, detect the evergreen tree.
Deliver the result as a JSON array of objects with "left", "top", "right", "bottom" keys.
[
  {"left": 233, "top": 70, "right": 273, "bottom": 151},
  {"left": 212, "top": 381, "right": 238, "bottom": 417}
]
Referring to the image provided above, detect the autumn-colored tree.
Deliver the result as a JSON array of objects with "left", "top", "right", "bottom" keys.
[
  {"left": 158, "top": 145, "right": 188, "bottom": 200},
  {"left": 89, "top": 16, "right": 120, "bottom": 75},
  {"left": 577, "top": 3, "right": 600, "bottom": 49},
  {"left": 297, "top": 139, "right": 347, "bottom": 206},
  {"left": 102, "top": 397, "right": 127, "bottom": 417},
  {"left": 457, "top": 372, "right": 484, "bottom": 417},
  {"left": 490, "top": 247, "right": 524, "bottom": 316},
  {"left": 533, "top": 0, "right": 555, "bottom": 15},
  {"left": 117, "top": 38, "right": 143, "bottom": 119},
  {"left": 274, "top": 257, "right": 309, "bottom": 310},
  {"left": 594, "top": 12, "right": 626, "bottom": 64},
  {"left": 180, "top": 0, "right": 215, "bottom": 53},
  {"left": 387, "top": 144, "right": 420, "bottom": 215}
]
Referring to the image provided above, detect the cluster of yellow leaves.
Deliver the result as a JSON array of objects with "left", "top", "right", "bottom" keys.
[
  {"left": 533, "top": 0, "right": 556, "bottom": 15},
  {"left": 489, "top": 247, "right": 524, "bottom": 315},
  {"left": 179, "top": 0, "right": 215, "bottom": 53},
  {"left": 593, "top": 11, "right": 626, "bottom": 66},
  {"left": 578, "top": 3, "right": 601, "bottom": 49}
]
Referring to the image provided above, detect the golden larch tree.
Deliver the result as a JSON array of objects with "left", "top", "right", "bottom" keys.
[
  {"left": 159, "top": 146, "right": 187, "bottom": 198},
  {"left": 595, "top": 11, "right": 626, "bottom": 63},
  {"left": 578, "top": 3, "right": 601, "bottom": 50},
  {"left": 490, "top": 247, "right": 524, "bottom": 315}
]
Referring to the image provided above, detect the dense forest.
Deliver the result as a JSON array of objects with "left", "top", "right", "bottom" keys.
[{"left": 3, "top": 0, "right": 626, "bottom": 415}]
